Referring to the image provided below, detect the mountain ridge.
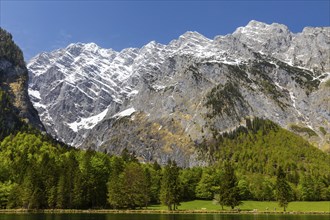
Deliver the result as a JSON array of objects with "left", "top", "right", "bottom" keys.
[
  {"left": 27, "top": 20, "right": 330, "bottom": 166},
  {"left": 0, "top": 27, "right": 45, "bottom": 137}
]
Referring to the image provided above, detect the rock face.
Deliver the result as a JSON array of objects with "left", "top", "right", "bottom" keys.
[
  {"left": 0, "top": 28, "right": 44, "bottom": 133},
  {"left": 28, "top": 21, "right": 330, "bottom": 166}
]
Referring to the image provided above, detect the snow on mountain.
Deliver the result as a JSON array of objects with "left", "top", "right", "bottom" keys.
[
  {"left": 112, "top": 107, "right": 136, "bottom": 119},
  {"left": 28, "top": 21, "right": 330, "bottom": 165},
  {"left": 67, "top": 108, "right": 108, "bottom": 132}
]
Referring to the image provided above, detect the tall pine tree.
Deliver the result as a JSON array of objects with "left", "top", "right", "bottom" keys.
[
  {"left": 275, "top": 166, "right": 292, "bottom": 211},
  {"left": 217, "top": 161, "right": 241, "bottom": 209},
  {"left": 159, "top": 160, "right": 181, "bottom": 210}
]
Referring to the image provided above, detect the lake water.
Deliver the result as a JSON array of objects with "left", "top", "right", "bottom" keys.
[{"left": 0, "top": 213, "right": 328, "bottom": 220}]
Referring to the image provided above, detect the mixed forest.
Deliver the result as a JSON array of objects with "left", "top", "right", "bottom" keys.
[{"left": 0, "top": 118, "right": 329, "bottom": 210}]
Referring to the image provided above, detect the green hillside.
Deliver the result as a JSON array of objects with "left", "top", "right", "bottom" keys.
[
  {"left": 198, "top": 118, "right": 330, "bottom": 201},
  {"left": 206, "top": 118, "right": 329, "bottom": 178}
]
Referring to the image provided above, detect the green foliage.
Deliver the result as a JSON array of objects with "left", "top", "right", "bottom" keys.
[
  {"left": 0, "top": 131, "right": 111, "bottom": 209},
  {"left": 0, "top": 28, "right": 25, "bottom": 67},
  {"left": 243, "top": 61, "right": 287, "bottom": 109},
  {"left": 0, "top": 181, "right": 16, "bottom": 209},
  {"left": 237, "top": 179, "right": 252, "bottom": 200},
  {"left": 216, "top": 161, "right": 242, "bottom": 209},
  {"left": 245, "top": 174, "right": 275, "bottom": 201},
  {"left": 0, "top": 117, "right": 329, "bottom": 210},
  {"left": 122, "top": 163, "right": 150, "bottom": 208},
  {"left": 198, "top": 117, "right": 330, "bottom": 202},
  {"left": 179, "top": 167, "right": 202, "bottom": 201},
  {"left": 159, "top": 160, "right": 181, "bottom": 210},
  {"left": 147, "top": 162, "right": 162, "bottom": 204},
  {"left": 107, "top": 157, "right": 125, "bottom": 209},
  {"left": 205, "top": 82, "right": 247, "bottom": 119},
  {"left": 121, "top": 147, "right": 138, "bottom": 163},
  {"left": 195, "top": 167, "right": 219, "bottom": 200},
  {"left": 276, "top": 61, "right": 319, "bottom": 94},
  {"left": 202, "top": 118, "right": 329, "bottom": 182},
  {"left": 319, "top": 127, "right": 327, "bottom": 135},
  {"left": 290, "top": 124, "right": 318, "bottom": 137},
  {"left": 275, "top": 166, "right": 293, "bottom": 211},
  {"left": 107, "top": 161, "right": 150, "bottom": 209},
  {"left": 297, "top": 175, "right": 330, "bottom": 201}
]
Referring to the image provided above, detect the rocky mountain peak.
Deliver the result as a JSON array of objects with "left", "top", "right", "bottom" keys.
[
  {"left": 167, "top": 31, "right": 211, "bottom": 54},
  {"left": 233, "top": 20, "right": 292, "bottom": 54},
  {"left": 236, "top": 20, "right": 290, "bottom": 34},
  {"left": 179, "top": 31, "right": 209, "bottom": 41},
  {"left": 27, "top": 21, "right": 330, "bottom": 166},
  {"left": 0, "top": 28, "right": 44, "bottom": 133}
]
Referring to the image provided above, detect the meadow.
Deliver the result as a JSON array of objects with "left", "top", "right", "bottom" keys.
[{"left": 150, "top": 200, "right": 330, "bottom": 213}]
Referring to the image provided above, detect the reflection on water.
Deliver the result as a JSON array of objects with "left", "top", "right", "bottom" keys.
[{"left": 0, "top": 213, "right": 328, "bottom": 220}]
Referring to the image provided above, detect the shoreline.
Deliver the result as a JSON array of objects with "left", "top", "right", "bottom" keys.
[{"left": 0, "top": 209, "right": 329, "bottom": 215}]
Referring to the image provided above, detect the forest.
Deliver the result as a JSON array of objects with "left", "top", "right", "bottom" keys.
[{"left": 0, "top": 118, "right": 329, "bottom": 210}]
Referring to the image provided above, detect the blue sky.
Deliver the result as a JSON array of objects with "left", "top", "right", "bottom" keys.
[{"left": 1, "top": 1, "right": 329, "bottom": 61}]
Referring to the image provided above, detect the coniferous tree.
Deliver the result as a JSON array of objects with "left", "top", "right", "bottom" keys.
[
  {"left": 121, "top": 163, "right": 150, "bottom": 209},
  {"left": 159, "top": 160, "right": 181, "bottom": 210},
  {"left": 72, "top": 168, "right": 84, "bottom": 209},
  {"left": 148, "top": 164, "right": 162, "bottom": 204},
  {"left": 107, "top": 156, "right": 125, "bottom": 209},
  {"left": 275, "top": 166, "right": 292, "bottom": 211},
  {"left": 217, "top": 161, "right": 242, "bottom": 209}
]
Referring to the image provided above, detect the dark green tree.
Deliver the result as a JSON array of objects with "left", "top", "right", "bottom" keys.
[
  {"left": 147, "top": 164, "right": 162, "bottom": 204},
  {"left": 159, "top": 160, "right": 181, "bottom": 210},
  {"left": 121, "top": 163, "right": 150, "bottom": 209},
  {"left": 0, "top": 181, "right": 16, "bottom": 208},
  {"left": 217, "top": 162, "right": 242, "bottom": 209},
  {"left": 275, "top": 166, "right": 292, "bottom": 211},
  {"left": 107, "top": 156, "right": 125, "bottom": 209},
  {"left": 180, "top": 167, "right": 202, "bottom": 201}
]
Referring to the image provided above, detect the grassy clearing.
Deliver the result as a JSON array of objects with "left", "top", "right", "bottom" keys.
[
  {"left": 149, "top": 200, "right": 330, "bottom": 212},
  {"left": 1, "top": 201, "right": 328, "bottom": 214}
]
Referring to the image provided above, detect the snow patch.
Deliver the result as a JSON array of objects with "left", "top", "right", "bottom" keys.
[
  {"left": 112, "top": 107, "right": 136, "bottom": 119},
  {"left": 153, "top": 85, "right": 166, "bottom": 90},
  {"left": 28, "top": 89, "right": 41, "bottom": 99},
  {"left": 274, "top": 82, "right": 284, "bottom": 90},
  {"left": 202, "top": 58, "right": 243, "bottom": 66},
  {"left": 128, "top": 90, "right": 139, "bottom": 97},
  {"left": 33, "top": 102, "right": 47, "bottom": 109},
  {"left": 289, "top": 91, "right": 302, "bottom": 117},
  {"left": 67, "top": 108, "right": 108, "bottom": 132},
  {"left": 319, "top": 72, "right": 330, "bottom": 83}
]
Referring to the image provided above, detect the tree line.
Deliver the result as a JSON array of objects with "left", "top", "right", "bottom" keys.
[{"left": 0, "top": 130, "right": 329, "bottom": 210}]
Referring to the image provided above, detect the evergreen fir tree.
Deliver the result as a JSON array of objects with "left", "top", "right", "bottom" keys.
[
  {"left": 217, "top": 161, "right": 242, "bottom": 209},
  {"left": 275, "top": 166, "right": 292, "bottom": 211},
  {"left": 159, "top": 160, "right": 181, "bottom": 210}
]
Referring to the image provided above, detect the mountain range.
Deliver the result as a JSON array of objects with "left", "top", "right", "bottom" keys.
[{"left": 27, "top": 20, "right": 330, "bottom": 166}]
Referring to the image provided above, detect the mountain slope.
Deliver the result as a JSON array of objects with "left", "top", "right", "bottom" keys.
[
  {"left": 27, "top": 21, "right": 330, "bottom": 165},
  {"left": 0, "top": 28, "right": 44, "bottom": 138}
]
